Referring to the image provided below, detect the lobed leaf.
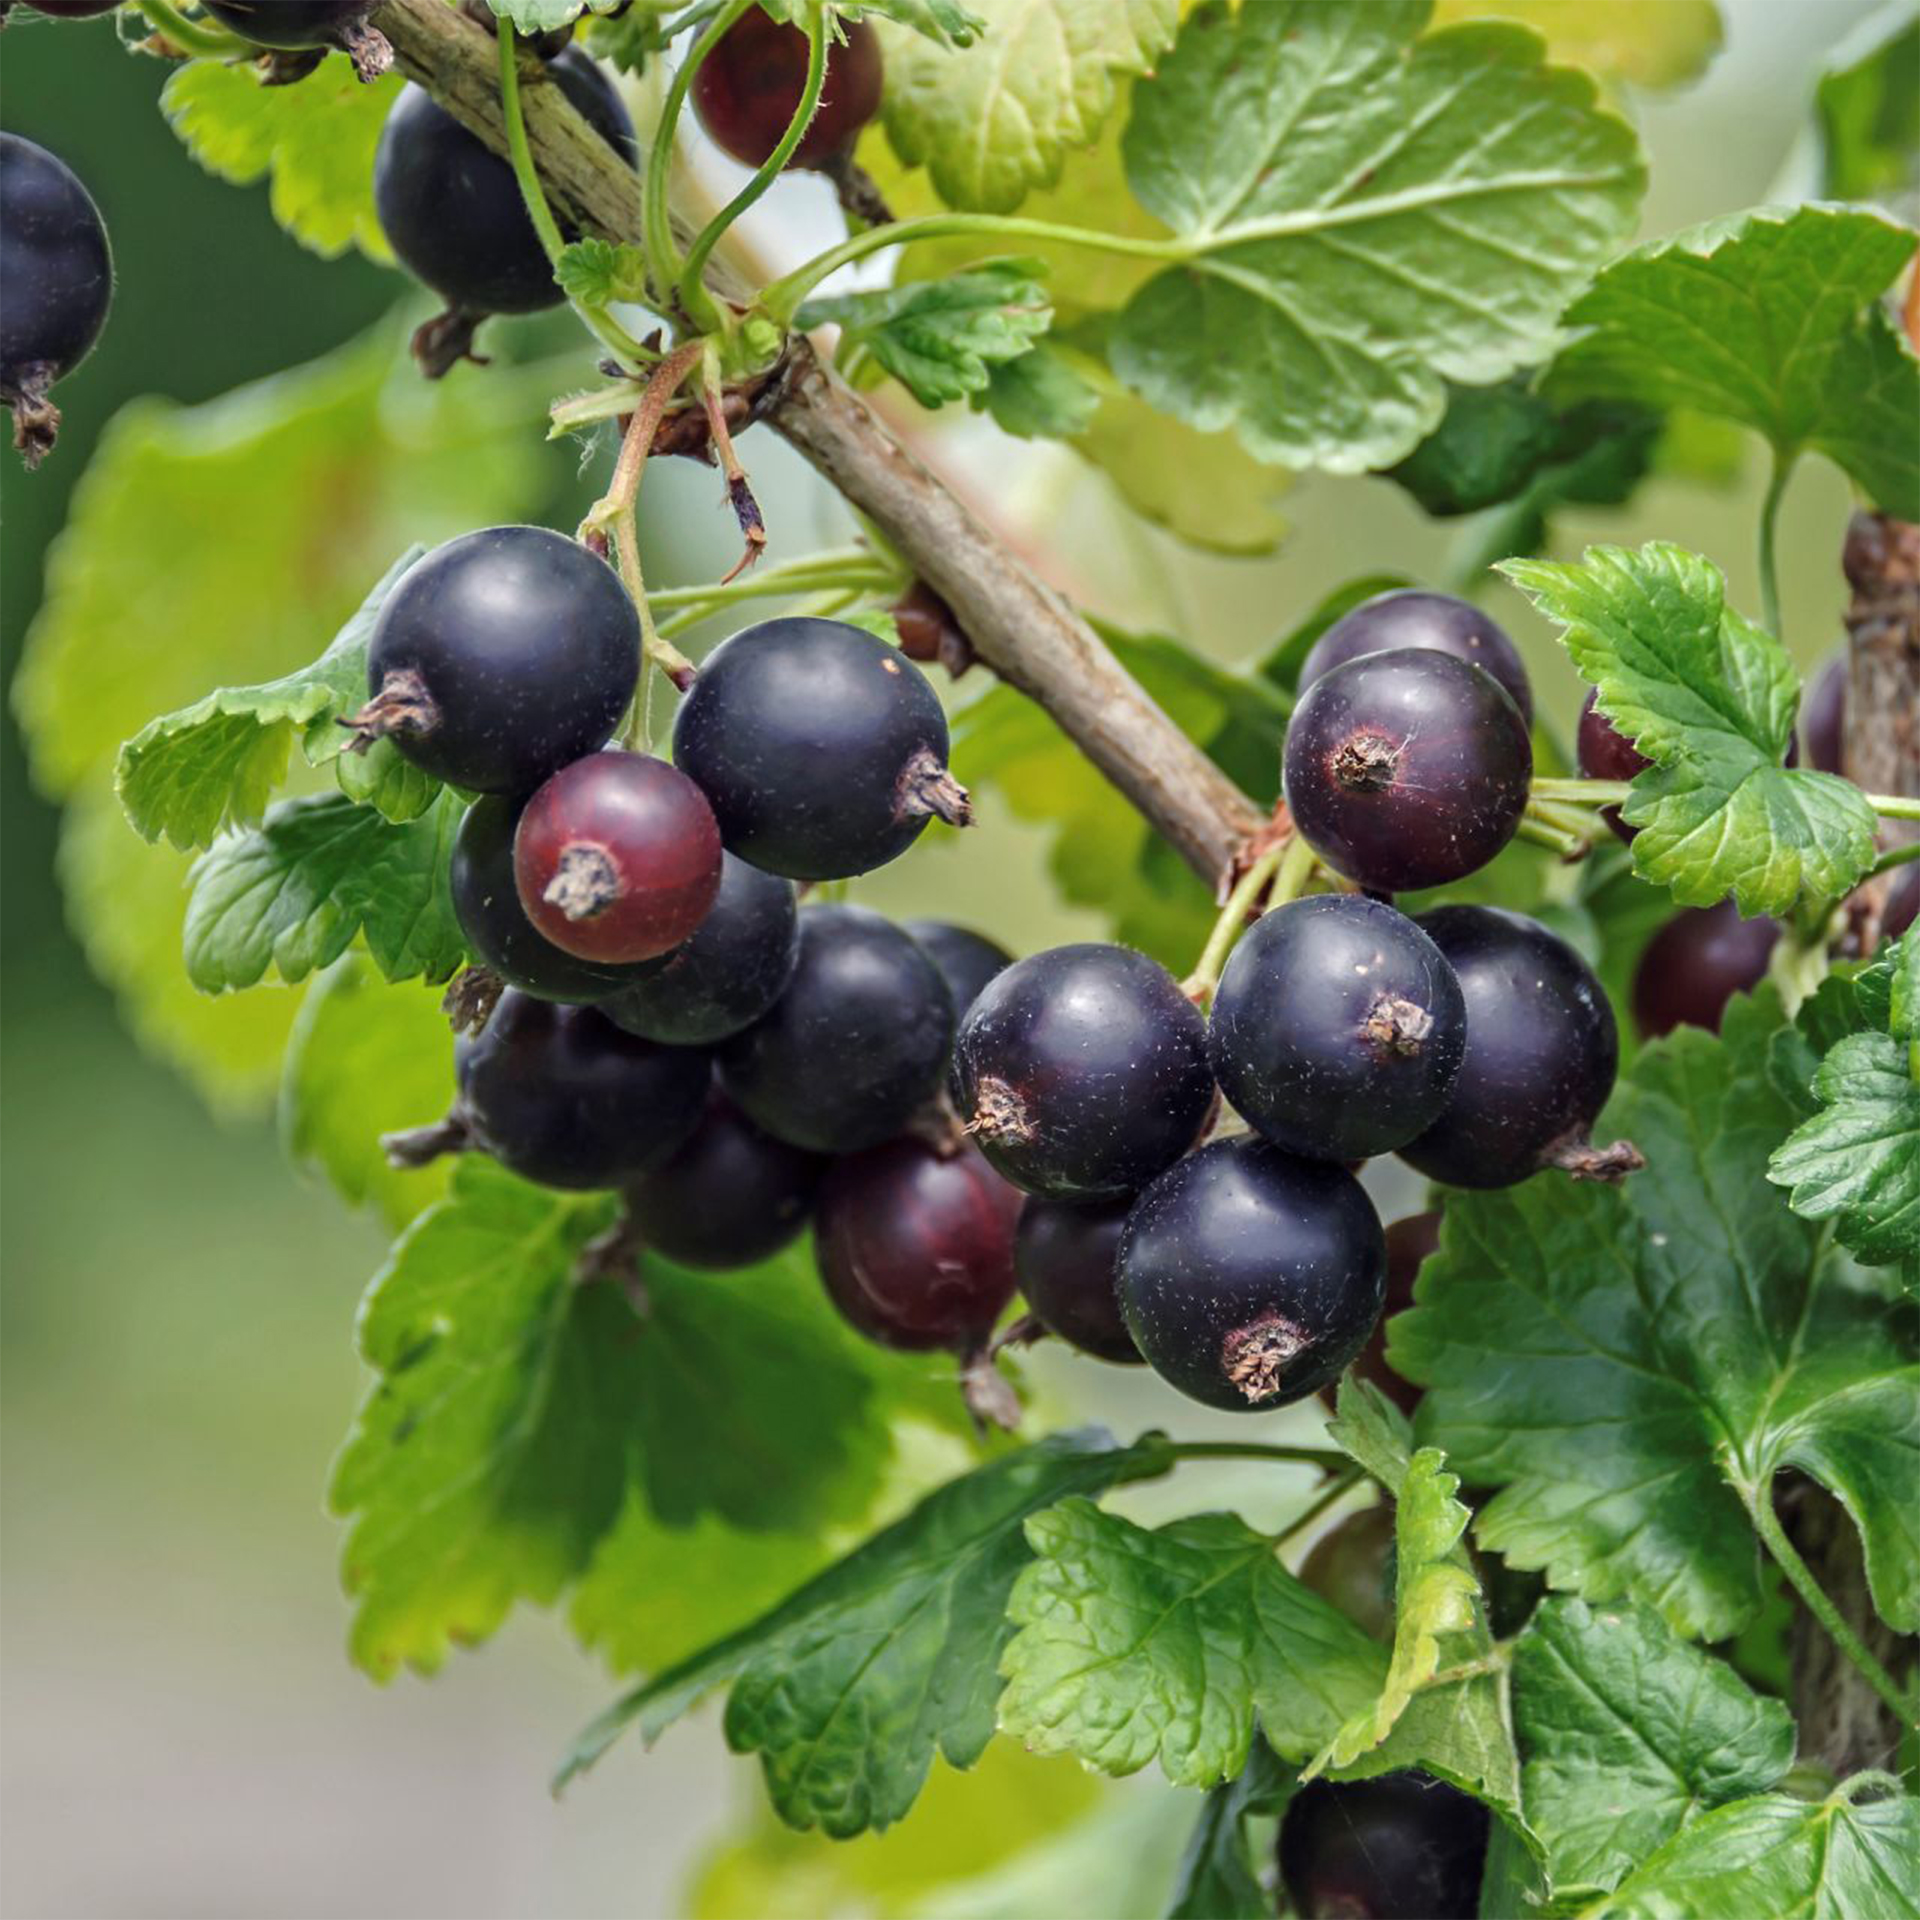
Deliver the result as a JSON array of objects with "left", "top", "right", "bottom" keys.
[
  {"left": 183, "top": 791, "right": 466, "bottom": 993},
  {"left": 1551, "top": 204, "right": 1920, "bottom": 516},
  {"left": 1110, "top": 2, "right": 1644, "bottom": 473},
  {"left": 1392, "top": 994, "right": 1920, "bottom": 1642},
  {"left": 558, "top": 1432, "right": 1170, "bottom": 1835},
  {"left": 1502, "top": 542, "right": 1879, "bottom": 915},
  {"left": 1511, "top": 1597, "right": 1795, "bottom": 1897}
]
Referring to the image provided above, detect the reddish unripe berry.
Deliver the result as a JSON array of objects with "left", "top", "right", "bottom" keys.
[
  {"left": 1576, "top": 687, "right": 1650, "bottom": 843},
  {"left": 1632, "top": 898, "right": 1780, "bottom": 1039},
  {"left": 692, "top": 12, "right": 882, "bottom": 170},
  {"left": 1801, "top": 651, "right": 1847, "bottom": 776},
  {"left": 815, "top": 1139, "right": 1021, "bottom": 1352},
  {"left": 513, "top": 750, "right": 723, "bottom": 965},
  {"left": 1014, "top": 1198, "right": 1141, "bottom": 1365},
  {"left": 1298, "top": 1504, "right": 1397, "bottom": 1642}
]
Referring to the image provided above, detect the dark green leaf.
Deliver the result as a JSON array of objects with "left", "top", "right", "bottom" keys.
[
  {"left": 978, "top": 338, "right": 1103, "bottom": 440},
  {"left": 1393, "top": 995, "right": 1920, "bottom": 1642},
  {"left": 183, "top": 791, "right": 466, "bottom": 992},
  {"left": 1503, "top": 543, "right": 1879, "bottom": 914},
  {"left": 558, "top": 1431, "right": 1170, "bottom": 1835},
  {"left": 1551, "top": 205, "right": 1920, "bottom": 516},
  {"left": 1110, "top": 3, "right": 1643, "bottom": 472},
  {"left": 1511, "top": 1597, "right": 1795, "bottom": 1897},
  {"left": 1163, "top": 1747, "right": 1290, "bottom": 1920}
]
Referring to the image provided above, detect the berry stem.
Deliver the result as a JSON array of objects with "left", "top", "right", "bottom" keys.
[
  {"left": 1532, "top": 777, "right": 1630, "bottom": 806},
  {"left": 1524, "top": 794, "right": 1600, "bottom": 842},
  {"left": 1183, "top": 830, "right": 1315, "bottom": 1002},
  {"left": 644, "top": 547, "right": 898, "bottom": 610},
  {"left": 677, "top": 0, "right": 830, "bottom": 326},
  {"left": 1270, "top": 1468, "right": 1366, "bottom": 1550},
  {"left": 701, "top": 342, "right": 768, "bottom": 583},
  {"left": 1758, "top": 447, "right": 1792, "bottom": 641},
  {"left": 1166, "top": 1440, "right": 1358, "bottom": 1474},
  {"left": 1514, "top": 814, "right": 1586, "bottom": 857},
  {"left": 132, "top": 0, "right": 245, "bottom": 56},
  {"left": 1865, "top": 839, "right": 1920, "bottom": 877},
  {"left": 1866, "top": 791, "right": 1920, "bottom": 822},
  {"left": 496, "top": 22, "right": 654, "bottom": 372},
  {"left": 646, "top": 0, "right": 756, "bottom": 314},
  {"left": 1750, "top": 1481, "right": 1916, "bottom": 1729}
]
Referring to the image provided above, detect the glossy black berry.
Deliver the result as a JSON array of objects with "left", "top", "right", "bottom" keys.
[
  {"left": 374, "top": 48, "right": 635, "bottom": 320},
  {"left": 1283, "top": 648, "right": 1532, "bottom": 894},
  {"left": 1576, "top": 687, "right": 1650, "bottom": 842},
  {"left": 360, "top": 527, "right": 639, "bottom": 794},
  {"left": 602, "top": 853, "right": 798, "bottom": 1046},
  {"left": 673, "top": 618, "right": 969, "bottom": 882},
  {"left": 1344, "top": 1209, "right": 1439, "bottom": 1417},
  {"left": 1401, "top": 907, "right": 1625, "bottom": 1189},
  {"left": 718, "top": 905, "right": 954, "bottom": 1154},
  {"left": 1013, "top": 1198, "right": 1140, "bottom": 1364},
  {"left": 1, "top": 134, "right": 112, "bottom": 470},
  {"left": 512, "top": 750, "right": 723, "bottom": 965},
  {"left": 815, "top": 1139, "right": 1020, "bottom": 1352},
  {"left": 1210, "top": 895, "right": 1465, "bottom": 1163},
  {"left": 1118, "top": 1139, "right": 1385, "bottom": 1413},
  {"left": 1298, "top": 588, "right": 1533, "bottom": 727},
  {"left": 623, "top": 1091, "right": 824, "bottom": 1270},
  {"left": 200, "top": 0, "right": 391, "bottom": 78},
  {"left": 692, "top": 11, "right": 883, "bottom": 170},
  {"left": 953, "top": 944, "right": 1214, "bottom": 1202},
  {"left": 904, "top": 919, "right": 1012, "bottom": 1021},
  {"left": 454, "top": 990, "right": 708, "bottom": 1190},
  {"left": 1632, "top": 898, "right": 1779, "bottom": 1039},
  {"left": 1278, "top": 1773, "right": 1489, "bottom": 1920},
  {"left": 1802, "top": 651, "right": 1846, "bottom": 776},
  {"left": 1298, "top": 1504, "right": 1397, "bottom": 1642},
  {"left": 450, "top": 794, "right": 647, "bottom": 1003}
]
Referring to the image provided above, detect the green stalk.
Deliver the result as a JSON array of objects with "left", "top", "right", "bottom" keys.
[
  {"left": 645, "top": 0, "right": 756, "bottom": 305},
  {"left": 1516, "top": 815, "right": 1586, "bottom": 857},
  {"left": 1751, "top": 1490, "right": 1915, "bottom": 1729},
  {"left": 1866, "top": 840, "right": 1920, "bottom": 877},
  {"left": 1532, "top": 777, "right": 1629, "bottom": 806},
  {"left": 1167, "top": 1441, "right": 1356, "bottom": 1473},
  {"left": 497, "top": 26, "right": 651, "bottom": 369},
  {"left": 1758, "top": 449, "right": 1791, "bottom": 640},
  {"left": 1271, "top": 1469, "right": 1367, "bottom": 1550},
  {"left": 678, "top": 1, "right": 830, "bottom": 326},
  {"left": 1183, "top": 830, "right": 1317, "bottom": 1002},
  {"left": 1867, "top": 792, "right": 1920, "bottom": 822},
  {"left": 134, "top": 0, "right": 244, "bottom": 55}
]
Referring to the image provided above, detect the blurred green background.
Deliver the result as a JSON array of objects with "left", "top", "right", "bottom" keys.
[{"left": 0, "top": 4, "right": 1887, "bottom": 1914}]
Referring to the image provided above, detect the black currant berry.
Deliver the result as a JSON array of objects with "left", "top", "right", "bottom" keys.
[
  {"left": 0, "top": 134, "right": 111, "bottom": 470},
  {"left": 200, "top": 0, "right": 391, "bottom": 80},
  {"left": 623, "top": 1091, "right": 824, "bottom": 1270},
  {"left": 904, "top": 919, "right": 1012, "bottom": 1021},
  {"left": 718, "top": 905, "right": 954, "bottom": 1154},
  {"left": 1885, "top": 862, "right": 1920, "bottom": 940},
  {"left": 601, "top": 853, "right": 798, "bottom": 1046},
  {"left": 451, "top": 795, "right": 647, "bottom": 1003},
  {"left": 1118, "top": 1139, "right": 1386, "bottom": 1413},
  {"left": 1401, "top": 907, "right": 1634, "bottom": 1188},
  {"left": 1283, "top": 649, "right": 1533, "bottom": 894},
  {"left": 1576, "top": 687, "right": 1650, "bottom": 842},
  {"left": 1298, "top": 588, "right": 1533, "bottom": 727},
  {"left": 1801, "top": 651, "right": 1846, "bottom": 776},
  {"left": 673, "top": 618, "right": 969, "bottom": 882},
  {"left": 815, "top": 1138, "right": 1020, "bottom": 1352},
  {"left": 1298, "top": 1504, "right": 1397, "bottom": 1642},
  {"left": 1210, "top": 895, "right": 1465, "bottom": 1163},
  {"left": 953, "top": 944, "right": 1214, "bottom": 1202},
  {"left": 373, "top": 48, "right": 635, "bottom": 360},
  {"left": 452, "top": 990, "right": 709, "bottom": 1190},
  {"left": 1278, "top": 1773, "right": 1490, "bottom": 1920},
  {"left": 692, "top": 11, "right": 882, "bottom": 170},
  {"left": 1345, "top": 1209, "right": 1439, "bottom": 1417},
  {"left": 512, "top": 750, "right": 723, "bottom": 965},
  {"left": 356, "top": 527, "right": 639, "bottom": 794},
  {"left": 1013, "top": 1198, "right": 1141, "bottom": 1364},
  {"left": 1632, "top": 897, "right": 1779, "bottom": 1039}
]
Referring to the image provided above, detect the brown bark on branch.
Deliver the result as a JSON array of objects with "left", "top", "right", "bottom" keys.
[{"left": 368, "top": 0, "right": 1264, "bottom": 885}]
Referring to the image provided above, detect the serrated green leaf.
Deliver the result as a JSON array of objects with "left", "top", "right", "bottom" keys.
[
  {"left": 116, "top": 549, "right": 427, "bottom": 851},
  {"left": 1583, "top": 1785, "right": 1920, "bottom": 1920},
  {"left": 1768, "top": 948, "right": 1899, "bottom": 1118},
  {"left": 998, "top": 1501, "right": 1389, "bottom": 1787},
  {"left": 1392, "top": 995, "right": 1920, "bottom": 1642},
  {"left": 486, "top": 0, "right": 628, "bottom": 31},
  {"left": 976, "top": 338, "right": 1103, "bottom": 440},
  {"left": 1109, "top": 3, "right": 1643, "bottom": 473},
  {"left": 334, "top": 1159, "right": 925, "bottom": 1679},
  {"left": 1552, "top": 204, "right": 1920, "bottom": 516},
  {"left": 183, "top": 791, "right": 465, "bottom": 993},
  {"left": 1770, "top": 930, "right": 1920, "bottom": 1265},
  {"left": 1512, "top": 1598, "right": 1795, "bottom": 1898},
  {"left": 1817, "top": 10, "right": 1920, "bottom": 205},
  {"left": 1430, "top": 0, "right": 1722, "bottom": 91},
  {"left": 1502, "top": 543, "right": 1879, "bottom": 914},
  {"left": 558, "top": 1432, "right": 1170, "bottom": 1835},
  {"left": 279, "top": 955, "right": 455, "bottom": 1227},
  {"left": 876, "top": 0, "right": 1175, "bottom": 212},
  {"left": 556, "top": 236, "right": 650, "bottom": 307},
  {"left": 802, "top": 261, "right": 1055, "bottom": 408},
  {"left": 1163, "top": 1747, "right": 1291, "bottom": 1920},
  {"left": 161, "top": 55, "right": 399, "bottom": 262}
]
